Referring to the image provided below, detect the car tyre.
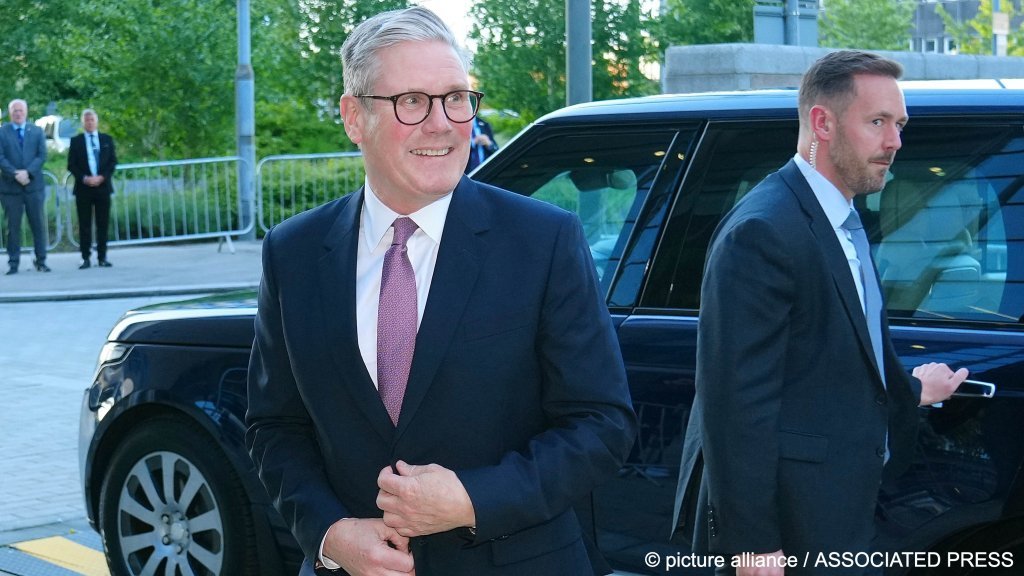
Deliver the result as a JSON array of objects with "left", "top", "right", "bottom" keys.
[{"left": 98, "top": 416, "right": 259, "bottom": 576}]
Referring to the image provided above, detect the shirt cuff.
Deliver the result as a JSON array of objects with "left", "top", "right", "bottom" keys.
[{"left": 318, "top": 522, "right": 342, "bottom": 570}]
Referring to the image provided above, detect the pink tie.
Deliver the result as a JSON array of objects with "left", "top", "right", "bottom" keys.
[{"left": 377, "top": 217, "right": 419, "bottom": 425}]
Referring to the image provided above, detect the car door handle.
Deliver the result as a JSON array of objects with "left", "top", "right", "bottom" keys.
[{"left": 953, "top": 379, "right": 996, "bottom": 398}]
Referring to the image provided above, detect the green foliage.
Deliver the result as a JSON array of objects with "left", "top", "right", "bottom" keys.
[
  {"left": 937, "top": 0, "right": 1024, "bottom": 56},
  {"left": 819, "top": 0, "right": 915, "bottom": 51},
  {"left": 655, "top": 0, "right": 755, "bottom": 50},
  {"left": 471, "top": 0, "right": 658, "bottom": 122},
  {"left": 41, "top": 0, "right": 239, "bottom": 161},
  {"left": 593, "top": 1, "right": 659, "bottom": 102},
  {"left": 480, "top": 112, "right": 530, "bottom": 145},
  {"left": 255, "top": 100, "right": 353, "bottom": 157},
  {"left": 0, "top": 0, "right": 74, "bottom": 107},
  {"left": 258, "top": 156, "right": 364, "bottom": 227},
  {"left": 297, "top": 0, "right": 411, "bottom": 104}
]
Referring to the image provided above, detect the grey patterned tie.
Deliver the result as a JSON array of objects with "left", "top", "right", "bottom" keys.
[
  {"left": 843, "top": 209, "right": 885, "bottom": 385},
  {"left": 377, "top": 217, "right": 419, "bottom": 425}
]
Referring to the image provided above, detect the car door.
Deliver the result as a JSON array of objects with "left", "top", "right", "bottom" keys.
[
  {"left": 607, "top": 119, "right": 799, "bottom": 573},
  {"left": 862, "top": 118, "right": 1024, "bottom": 556}
]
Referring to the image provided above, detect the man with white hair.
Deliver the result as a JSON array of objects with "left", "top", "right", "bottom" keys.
[
  {"left": 68, "top": 108, "right": 118, "bottom": 268},
  {"left": 0, "top": 99, "right": 49, "bottom": 274}
]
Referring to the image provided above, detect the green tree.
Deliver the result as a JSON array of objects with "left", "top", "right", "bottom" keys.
[
  {"left": 593, "top": 1, "right": 659, "bottom": 101},
  {"left": 297, "top": 0, "right": 410, "bottom": 106},
  {"left": 655, "top": 0, "right": 755, "bottom": 50},
  {"left": 60, "top": 0, "right": 238, "bottom": 161},
  {"left": 0, "top": 0, "right": 76, "bottom": 111},
  {"left": 820, "top": 0, "right": 914, "bottom": 50},
  {"left": 937, "top": 0, "right": 1024, "bottom": 56},
  {"left": 253, "top": 0, "right": 351, "bottom": 155},
  {"left": 471, "top": 0, "right": 657, "bottom": 122}
]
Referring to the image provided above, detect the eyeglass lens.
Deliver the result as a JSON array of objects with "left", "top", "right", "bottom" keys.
[{"left": 394, "top": 91, "right": 479, "bottom": 124}]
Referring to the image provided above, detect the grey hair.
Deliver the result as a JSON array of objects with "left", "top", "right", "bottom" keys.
[
  {"left": 81, "top": 108, "right": 99, "bottom": 123},
  {"left": 341, "top": 6, "right": 469, "bottom": 98},
  {"left": 798, "top": 50, "right": 903, "bottom": 126},
  {"left": 8, "top": 99, "right": 27, "bottom": 113}
]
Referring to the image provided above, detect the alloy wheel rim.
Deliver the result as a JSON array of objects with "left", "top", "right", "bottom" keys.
[{"left": 115, "top": 450, "right": 225, "bottom": 576}]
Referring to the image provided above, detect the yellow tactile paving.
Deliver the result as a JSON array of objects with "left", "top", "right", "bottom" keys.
[{"left": 11, "top": 536, "right": 109, "bottom": 576}]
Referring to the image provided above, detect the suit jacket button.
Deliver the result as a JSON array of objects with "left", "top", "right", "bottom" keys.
[
  {"left": 876, "top": 394, "right": 887, "bottom": 405},
  {"left": 876, "top": 447, "right": 886, "bottom": 458}
]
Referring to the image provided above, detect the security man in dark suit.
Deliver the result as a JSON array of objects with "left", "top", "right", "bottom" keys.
[
  {"left": 0, "top": 99, "right": 49, "bottom": 274},
  {"left": 246, "top": 6, "right": 636, "bottom": 575},
  {"left": 68, "top": 108, "right": 118, "bottom": 268},
  {"left": 465, "top": 115, "right": 498, "bottom": 173},
  {"left": 675, "top": 50, "right": 969, "bottom": 575}
]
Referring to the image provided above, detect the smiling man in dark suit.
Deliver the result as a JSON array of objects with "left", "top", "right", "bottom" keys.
[
  {"left": 68, "top": 108, "right": 118, "bottom": 269},
  {"left": 675, "top": 51, "right": 970, "bottom": 575},
  {"left": 245, "top": 7, "right": 636, "bottom": 576},
  {"left": 0, "top": 99, "right": 49, "bottom": 274}
]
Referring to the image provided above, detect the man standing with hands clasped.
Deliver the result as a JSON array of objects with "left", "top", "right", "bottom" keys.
[
  {"left": 68, "top": 108, "right": 118, "bottom": 269},
  {"left": 246, "top": 6, "right": 636, "bottom": 576},
  {"left": 675, "top": 50, "right": 969, "bottom": 575},
  {"left": 0, "top": 99, "right": 49, "bottom": 275}
]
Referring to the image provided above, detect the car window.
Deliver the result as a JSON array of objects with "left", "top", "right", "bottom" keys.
[
  {"left": 482, "top": 130, "right": 682, "bottom": 294},
  {"left": 870, "top": 120, "right": 1024, "bottom": 323},
  {"left": 642, "top": 118, "right": 1024, "bottom": 326},
  {"left": 642, "top": 121, "right": 799, "bottom": 309}
]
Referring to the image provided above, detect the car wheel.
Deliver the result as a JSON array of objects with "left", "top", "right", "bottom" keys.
[{"left": 98, "top": 417, "right": 259, "bottom": 576}]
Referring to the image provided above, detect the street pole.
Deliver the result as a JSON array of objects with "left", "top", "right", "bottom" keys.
[
  {"left": 236, "top": 0, "right": 256, "bottom": 241},
  {"left": 992, "top": 0, "right": 1008, "bottom": 57},
  {"left": 784, "top": 0, "right": 800, "bottom": 46},
  {"left": 566, "top": 0, "right": 592, "bottom": 106}
]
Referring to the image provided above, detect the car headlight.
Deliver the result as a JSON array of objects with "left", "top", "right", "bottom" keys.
[{"left": 94, "top": 343, "right": 130, "bottom": 377}]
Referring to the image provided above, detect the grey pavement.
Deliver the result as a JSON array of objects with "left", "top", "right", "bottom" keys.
[
  {"left": 0, "top": 240, "right": 263, "bottom": 302},
  {"left": 0, "top": 240, "right": 263, "bottom": 549}
]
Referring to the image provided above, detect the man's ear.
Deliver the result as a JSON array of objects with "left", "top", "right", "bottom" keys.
[
  {"left": 809, "top": 105, "right": 833, "bottom": 142},
  {"left": 340, "top": 95, "right": 364, "bottom": 145}
]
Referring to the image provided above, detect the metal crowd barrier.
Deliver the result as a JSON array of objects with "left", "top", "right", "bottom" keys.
[
  {"left": 257, "top": 152, "right": 364, "bottom": 233},
  {"left": 1, "top": 153, "right": 363, "bottom": 254},
  {"left": 68, "top": 156, "right": 250, "bottom": 248}
]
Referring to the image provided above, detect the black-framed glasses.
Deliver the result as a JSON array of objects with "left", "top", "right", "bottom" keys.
[{"left": 356, "top": 90, "right": 484, "bottom": 126}]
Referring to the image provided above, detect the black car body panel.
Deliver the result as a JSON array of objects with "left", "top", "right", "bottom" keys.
[{"left": 82, "top": 85, "right": 1024, "bottom": 575}]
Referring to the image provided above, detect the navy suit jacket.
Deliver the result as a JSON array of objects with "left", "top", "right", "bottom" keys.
[
  {"left": 246, "top": 176, "right": 636, "bottom": 575},
  {"left": 674, "top": 160, "right": 922, "bottom": 562},
  {"left": 0, "top": 123, "right": 47, "bottom": 194},
  {"left": 68, "top": 132, "right": 118, "bottom": 196}
]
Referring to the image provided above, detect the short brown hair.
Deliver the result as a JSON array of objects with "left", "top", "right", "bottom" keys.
[{"left": 798, "top": 50, "right": 903, "bottom": 124}]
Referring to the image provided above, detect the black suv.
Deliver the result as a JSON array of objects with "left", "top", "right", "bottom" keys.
[{"left": 81, "top": 84, "right": 1024, "bottom": 575}]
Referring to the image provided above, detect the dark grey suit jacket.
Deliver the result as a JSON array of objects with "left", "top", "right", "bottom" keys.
[
  {"left": 674, "top": 160, "right": 922, "bottom": 567},
  {"left": 0, "top": 123, "right": 47, "bottom": 194}
]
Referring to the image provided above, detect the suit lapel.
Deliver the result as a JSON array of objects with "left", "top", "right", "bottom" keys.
[
  {"left": 780, "top": 162, "right": 883, "bottom": 382},
  {"left": 8, "top": 125, "right": 24, "bottom": 164},
  {"left": 396, "top": 177, "right": 489, "bottom": 436},
  {"left": 316, "top": 189, "right": 396, "bottom": 440}
]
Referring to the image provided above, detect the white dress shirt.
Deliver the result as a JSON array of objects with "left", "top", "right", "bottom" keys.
[
  {"left": 793, "top": 153, "right": 866, "bottom": 312},
  {"left": 86, "top": 131, "right": 100, "bottom": 176}
]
